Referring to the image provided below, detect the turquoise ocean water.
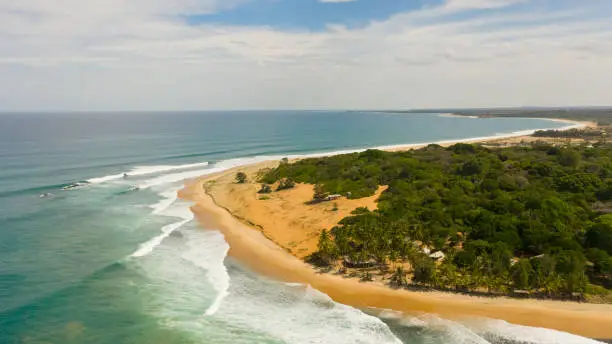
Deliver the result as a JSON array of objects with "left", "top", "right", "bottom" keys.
[{"left": 0, "top": 111, "right": 600, "bottom": 344}]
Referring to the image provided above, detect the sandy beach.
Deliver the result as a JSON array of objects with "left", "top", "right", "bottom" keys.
[{"left": 179, "top": 118, "right": 612, "bottom": 339}]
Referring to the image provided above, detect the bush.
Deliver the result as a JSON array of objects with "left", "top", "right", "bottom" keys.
[
  {"left": 360, "top": 272, "right": 373, "bottom": 282},
  {"left": 258, "top": 184, "right": 272, "bottom": 194},
  {"left": 313, "top": 184, "right": 328, "bottom": 201},
  {"left": 586, "top": 215, "right": 612, "bottom": 255},
  {"left": 277, "top": 178, "right": 296, "bottom": 191},
  {"left": 235, "top": 172, "right": 247, "bottom": 184}
]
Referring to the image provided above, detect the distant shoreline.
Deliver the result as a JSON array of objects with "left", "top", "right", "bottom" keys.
[
  {"left": 179, "top": 116, "right": 611, "bottom": 339},
  {"left": 364, "top": 115, "right": 594, "bottom": 153}
]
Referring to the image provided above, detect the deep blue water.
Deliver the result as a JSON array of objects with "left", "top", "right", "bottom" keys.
[{"left": 0, "top": 111, "right": 594, "bottom": 344}]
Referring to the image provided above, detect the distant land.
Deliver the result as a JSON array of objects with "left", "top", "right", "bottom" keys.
[{"left": 381, "top": 107, "right": 612, "bottom": 126}]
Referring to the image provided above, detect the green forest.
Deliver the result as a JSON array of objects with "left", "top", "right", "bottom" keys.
[{"left": 262, "top": 142, "right": 612, "bottom": 301}]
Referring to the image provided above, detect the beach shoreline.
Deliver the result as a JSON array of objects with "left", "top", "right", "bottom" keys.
[{"left": 179, "top": 117, "right": 612, "bottom": 339}]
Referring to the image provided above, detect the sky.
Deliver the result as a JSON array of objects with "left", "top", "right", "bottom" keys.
[{"left": 1, "top": 0, "right": 612, "bottom": 111}]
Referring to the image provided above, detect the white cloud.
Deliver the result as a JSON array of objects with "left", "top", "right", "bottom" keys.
[
  {"left": 444, "top": 0, "right": 527, "bottom": 10},
  {"left": 0, "top": 0, "right": 612, "bottom": 110}
]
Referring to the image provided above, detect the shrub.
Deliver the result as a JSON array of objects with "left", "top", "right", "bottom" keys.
[
  {"left": 258, "top": 184, "right": 272, "bottom": 194},
  {"left": 235, "top": 172, "right": 247, "bottom": 184},
  {"left": 277, "top": 178, "right": 296, "bottom": 191},
  {"left": 313, "top": 184, "right": 328, "bottom": 201},
  {"left": 360, "top": 272, "right": 373, "bottom": 282}
]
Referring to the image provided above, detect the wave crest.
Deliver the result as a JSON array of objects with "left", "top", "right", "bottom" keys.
[{"left": 87, "top": 162, "right": 209, "bottom": 184}]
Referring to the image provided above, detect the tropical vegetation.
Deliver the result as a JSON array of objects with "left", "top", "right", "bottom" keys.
[{"left": 262, "top": 142, "right": 612, "bottom": 300}]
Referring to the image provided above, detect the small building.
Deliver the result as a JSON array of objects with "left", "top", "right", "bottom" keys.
[
  {"left": 512, "top": 290, "right": 531, "bottom": 298},
  {"left": 325, "top": 194, "right": 342, "bottom": 201},
  {"left": 343, "top": 256, "right": 376, "bottom": 268},
  {"left": 429, "top": 251, "right": 446, "bottom": 261}
]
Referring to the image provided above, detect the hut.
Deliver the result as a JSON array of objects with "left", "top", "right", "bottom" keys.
[
  {"left": 343, "top": 256, "right": 376, "bottom": 268},
  {"left": 429, "top": 251, "right": 446, "bottom": 261},
  {"left": 512, "top": 290, "right": 531, "bottom": 298},
  {"left": 325, "top": 194, "right": 342, "bottom": 201}
]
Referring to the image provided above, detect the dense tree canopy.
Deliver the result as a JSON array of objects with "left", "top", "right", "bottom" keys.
[{"left": 263, "top": 143, "right": 612, "bottom": 298}]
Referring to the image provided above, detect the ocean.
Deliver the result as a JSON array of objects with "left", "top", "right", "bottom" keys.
[{"left": 0, "top": 111, "right": 599, "bottom": 344}]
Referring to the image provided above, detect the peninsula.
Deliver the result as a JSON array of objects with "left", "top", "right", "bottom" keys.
[{"left": 180, "top": 118, "right": 612, "bottom": 339}]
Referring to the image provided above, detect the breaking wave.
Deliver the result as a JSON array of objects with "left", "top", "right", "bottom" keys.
[{"left": 86, "top": 162, "right": 209, "bottom": 184}]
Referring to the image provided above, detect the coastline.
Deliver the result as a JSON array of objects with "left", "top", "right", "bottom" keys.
[{"left": 179, "top": 117, "right": 612, "bottom": 339}]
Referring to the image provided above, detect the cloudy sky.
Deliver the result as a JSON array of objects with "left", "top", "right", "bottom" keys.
[{"left": 1, "top": 0, "right": 611, "bottom": 111}]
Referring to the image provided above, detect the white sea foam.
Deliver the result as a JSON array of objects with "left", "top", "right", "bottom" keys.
[
  {"left": 86, "top": 173, "right": 126, "bottom": 184},
  {"left": 87, "top": 161, "right": 209, "bottom": 184},
  {"left": 131, "top": 194, "right": 195, "bottom": 258},
  {"left": 138, "top": 156, "right": 286, "bottom": 189},
  {"left": 216, "top": 276, "right": 403, "bottom": 344},
  {"left": 399, "top": 314, "right": 604, "bottom": 344},
  {"left": 130, "top": 217, "right": 192, "bottom": 258},
  {"left": 376, "top": 309, "right": 405, "bottom": 321},
  {"left": 391, "top": 314, "right": 492, "bottom": 344},
  {"left": 138, "top": 168, "right": 218, "bottom": 189},
  {"left": 179, "top": 229, "right": 230, "bottom": 316},
  {"left": 438, "top": 113, "right": 479, "bottom": 119},
  {"left": 466, "top": 318, "right": 605, "bottom": 344},
  {"left": 149, "top": 188, "right": 180, "bottom": 215}
]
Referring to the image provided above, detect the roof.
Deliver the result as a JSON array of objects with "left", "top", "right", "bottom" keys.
[{"left": 429, "top": 251, "right": 445, "bottom": 260}]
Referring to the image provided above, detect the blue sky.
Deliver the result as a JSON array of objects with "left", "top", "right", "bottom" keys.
[
  {"left": 1, "top": 0, "right": 612, "bottom": 110},
  {"left": 188, "top": 0, "right": 431, "bottom": 31}
]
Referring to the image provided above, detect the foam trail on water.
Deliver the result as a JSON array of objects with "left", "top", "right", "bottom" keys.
[
  {"left": 86, "top": 173, "right": 125, "bottom": 184},
  {"left": 439, "top": 113, "right": 479, "bottom": 119},
  {"left": 149, "top": 188, "right": 180, "bottom": 215},
  {"left": 401, "top": 315, "right": 492, "bottom": 344},
  {"left": 131, "top": 199, "right": 195, "bottom": 258},
  {"left": 467, "top": 318, "right": 605, "bottom": 344},
  {"left": 129, "top": 162, "right": 210, "bottom": 175},
  {"left": 138, "top": 156, "right": 286, "bottom": 189},
  {"left": 138, "top": 168, "right": 220, "bottom": 189},
  {"left": 130, "top": 217, "right": 192, "bottom": 258},
  {"left": 180, "top": 229, "right": 230, "bottom": 316},
  {"left": 87, "top": 162, "right": 209, "bottom": 184}
]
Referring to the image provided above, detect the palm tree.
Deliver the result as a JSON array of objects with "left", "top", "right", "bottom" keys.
[
  {"left": 317, "top": 230, "right": 338, "bottom": 265},
  {"left": 542, "top": 273, "right": 563, "bottom": 296},
  {"left": 313, "top": 184, "right": 327, "bottom": 201},
  {"left": 390, "top": 266, "right": 408, "bottom": 288},
  {"left": 438, "top": 262, "right": 457, "bottom": 290}
]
